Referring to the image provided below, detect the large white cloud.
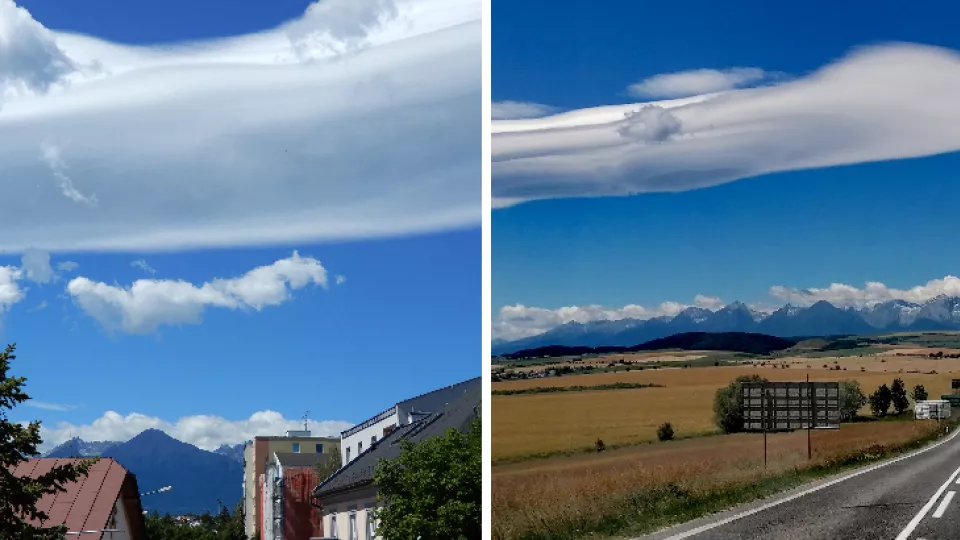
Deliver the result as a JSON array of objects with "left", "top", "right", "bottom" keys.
[
  {"left": 493, "top": 295, "right": 720, "bottom": 341},
  {"left": 769, "top": 276, "right": 960, "bottom": 308},
  {"left": 492, "top": 43, "right": 960, "bottom": 207},
  {"left": 67, "top": 251, "right": 330, "bottom": 333},
  {"left": 0, "top": 266, "right": 25, "bottom": 311},
  {"left": 0, "top": 0, "right": 479, "bottom": 251},
  {"left": 493, "top": 276, "right": 960, "bottom": 341},
  {"left": 39, "top": 410, "right": 353, "bottom": 452}
]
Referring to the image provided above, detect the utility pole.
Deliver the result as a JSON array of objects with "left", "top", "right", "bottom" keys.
[
  {"left": 762, "top": 383, "right": 768, "bottom": 470},
  {"left": 807, "top": 374, "right": 812, "bottom": 461}
]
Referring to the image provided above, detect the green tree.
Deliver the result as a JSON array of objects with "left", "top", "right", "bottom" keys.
[
  {"left": 714, "top": 374, "right": 768, "bottom": 433},
  {"left": 374, "top": 417, "right": 481, "bottom": 540},
  {"left": 0, "top": 343, "right": 99, "bottom": 540},
  {"left": 838, "top": 380, "right": 868, "bottom": 421},
  {"left": 891, "top": 378, "right": 909, "bottom": 415},
  {"left": 869, "top": 384, "right": 893, "bottom": 418},
  {"left": 913, "top": 384, "right": 929, "bottom": 402},
  {"left": 315, "top": 445, "right": 342, "bottom": 483}
]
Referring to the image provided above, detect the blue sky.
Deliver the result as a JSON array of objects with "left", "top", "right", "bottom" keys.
[
  {"left": 492, "top": 0, "right": 960, "bottom": 341},
  {"left": 1, "top": 0, "right": 480, "bottom": 450}
]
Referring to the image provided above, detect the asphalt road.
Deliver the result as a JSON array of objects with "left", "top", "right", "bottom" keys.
[{"left": 639, "top": 426, "right": 960, "bottom": 540}]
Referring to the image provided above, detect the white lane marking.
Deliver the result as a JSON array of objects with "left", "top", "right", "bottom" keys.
[
  {"left": 933, "top": 490, "right": 957, "bottom": 519},
  {"left": 896, "top": 469, "right": 960, "bottom": 539},
  {"left": 647, "top": 426, "right": 960, "bottom": 540}
]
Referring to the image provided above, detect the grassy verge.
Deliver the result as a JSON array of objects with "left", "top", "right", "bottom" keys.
[
  {"left": 492, "top": 382, "right": 664, "bottom": 396},
  {"left": 495, "top": 418, "right": 958, "bottom": 540},
  {"left": 491, "top": 430, "right": 721, "bottom": 466}
]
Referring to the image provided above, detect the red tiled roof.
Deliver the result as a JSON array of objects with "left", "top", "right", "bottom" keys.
[{"left": 11, "top": 458, "right": 141, "bottom": 540}]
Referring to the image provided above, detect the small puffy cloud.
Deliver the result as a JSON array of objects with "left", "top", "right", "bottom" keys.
[
  {"left": 335, "top": 274, "right": 346, "bottom": 285},
  {"left": 56, "top": 261, "right": 79, "bottom": 272},
  {"left": 0, "top": 0, "right": 479, "bottom": 252},
  {"left": 493, "top": 43, "right": 960, "bottom": 206},
  {"left": 628, "top": 67, "right": 768, "bottom": 99},
  {"left": 130, "top": 259, "right": 156, "bottom": 275},
  {"left": 39, "top": 410, "right": 353, "bottom": 452},
  {"left": 617, "top": 105, "right": 682, "bottom": 143},
  {"left": 694, "top": 294, "right": 724, "bottom": 310},
  {"left": 0, "top": 266, "right": 25, "bottom": 311},
  {"left": 20, "top": 247, "right": 54, "bottom": 284},
  {"left": 67, "top": 251, "right": 329, "bottom": 334},
  {"left": 0, "top": 0, "right": 76, "bottom": 98},
  {"left": 491, "top": 101, "right": 556, "bottom": 120},
  {"left": 769, "top": 276, "right": 960, "bottom": 308},
  {"left": 493, "top": 298, "right": 705, "bottom": 341},
  {"left": 27, "top": 300, "right": 47, "bottom": 312},
  {"left": 284, "top": 0, "right": 399, "bottom": 60}
]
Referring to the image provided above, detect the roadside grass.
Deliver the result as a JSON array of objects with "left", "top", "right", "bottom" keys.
[
  {"left": 492, "top": 382, "right": 664, "bottom": 396},
  {"left": 492, "top": 418, "right": 955, "bottom": 540}
]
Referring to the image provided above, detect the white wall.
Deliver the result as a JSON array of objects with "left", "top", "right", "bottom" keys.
[
  {"left": 340, "top": 410, "right": 398, "bottom": 466},
  {"left": 324, "top": 488, "right": 380, "bottom": 540},
  {"left": 102, "top": 497, "right": 131, "bottom": 540}
]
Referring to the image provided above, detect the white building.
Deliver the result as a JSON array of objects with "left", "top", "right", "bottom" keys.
[
  {"left": 315, "top": 382, "right": 479, "bottom": 539},
  {"left": 339, "top": 377, "right": 480, "bottom": 466}
]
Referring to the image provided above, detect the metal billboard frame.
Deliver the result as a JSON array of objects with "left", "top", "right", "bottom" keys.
[{"left": 739, "top": 377, "right": 841, "bottom": 467}]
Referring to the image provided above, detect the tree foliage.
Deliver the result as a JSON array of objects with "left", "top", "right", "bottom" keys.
[
  {"left": 314, "top": 445, "right": 342, "bottom": 483},
  {"left": 838, "top": 379, "right": 868, "bottom": 421},
  {"left": 714, "top": 374, "right": 768, "bottom": 433},
  {"left": 0, "top": 343, "right": 99, "bottom": 540},
  {"left": 913, "top": 384, "right": 929, "bottom": 402},
  {"left": 374, "top": 417, "right": 481, "bottom": 540},
  {"left": 891, "top": 378, "right": 909, "bottom": 415},
  {"left": 144, "top": 502, "right": 247, "bottom": 540},
  {"left": 870, "top": 384, "right": 893, "bottom": 417},
  {"left": 657, "top": 422, "right": 674, "bottom": 441}
]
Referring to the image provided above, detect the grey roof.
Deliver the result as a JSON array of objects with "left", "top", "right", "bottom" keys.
[
  {"left": 340, "top": 376, "right": 481, "bottom": 438},
  {"left": 276, "top": 452, "right": 331, "bottom": 468},
  {"left": 314, "top": 381, "right": 480, "bottom": 498},
  {"left": 399, "top": 377, "right": 481, "bottom": 413}
]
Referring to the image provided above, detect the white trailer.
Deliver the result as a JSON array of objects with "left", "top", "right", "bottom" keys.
[{"left": 916, "top": 400, "right": 951, "bottom": 420}]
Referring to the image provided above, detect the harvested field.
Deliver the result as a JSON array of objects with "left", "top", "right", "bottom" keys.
[
  {"left": 492, "top": 419, "right": 943, "bottom": 539},
  {"left": 493, "top": 366, "right": 956, "bottom": 461}
]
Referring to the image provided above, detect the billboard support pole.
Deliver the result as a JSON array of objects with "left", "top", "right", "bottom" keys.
[
  {"left": 762, "top": 383, "right": 768, "bottom": 470},
  {"left": 807, "top": 374, "right": 812, "bottom": 461}
]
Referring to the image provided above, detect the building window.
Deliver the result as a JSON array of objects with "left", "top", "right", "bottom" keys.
[
  {"left": 358, "top": 441, "right": 363, "bottom": 454},
  {"left": 316, "top": 443, "right": 324, "bottom": 453},
  {"left": 330, "top": 513, "right": 338, "bottom": 538},
  {"left": 346, "top": 447, "right": 351, "bottom": 462},
  {"left": 371, "top": 435, "right": 377, "bottom": 445},
  {"left": 366, "top": 505, "right": 376, "bottom": 539},
  {"left": 292, "top": 443, "right": 300, "bottom": 453},
  {"left": 348, "top": 510, "right": 358, "bottom": 540}
]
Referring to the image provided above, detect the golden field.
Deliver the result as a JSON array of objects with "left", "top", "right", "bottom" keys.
[
  {"left": 492, "top": 419, "right": 942, "bottom": 539},
  {"left": 492, "top": 364, "right": 958, "bottom": 461}
]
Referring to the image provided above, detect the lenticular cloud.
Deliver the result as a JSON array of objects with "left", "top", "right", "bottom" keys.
[
  {"left": 492, "top": 43, "right": 960, "bottom": 208},
  {"left": 0, "top": 0, "right": 480, "bottom": 251}
]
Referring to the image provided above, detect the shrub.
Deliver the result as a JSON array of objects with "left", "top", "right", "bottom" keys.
[
  {"left": 595, "top": 438, "right": 606, "bottom": 452},
  {"left": 657, "top": 422, "right": 675, "bottom": 442}
]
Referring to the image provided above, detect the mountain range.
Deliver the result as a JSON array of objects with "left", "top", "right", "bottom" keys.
[
  {"left": 44, "top": 430, "right": 245, "bottom": 516},
  {"left": 493, "top": 296, "right": 960, "bottom": 356}
]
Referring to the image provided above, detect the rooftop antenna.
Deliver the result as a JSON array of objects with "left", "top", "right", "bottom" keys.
[{"left": 302, "top": 411, "right": 310, "bottom": 432}]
